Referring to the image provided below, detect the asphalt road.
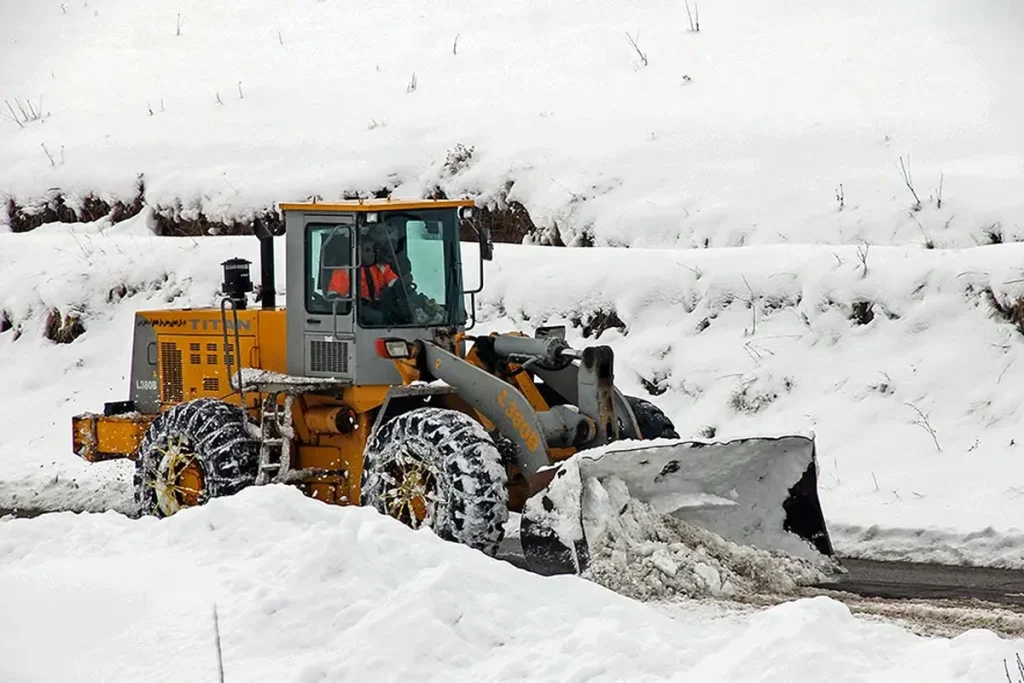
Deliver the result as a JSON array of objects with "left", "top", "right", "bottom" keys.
[
  {"left": 831, "top": 558, "right": 1024, "bottom": 607},
  {"left": 496, "top": 538, "right": 1024, "bottom": 608}
]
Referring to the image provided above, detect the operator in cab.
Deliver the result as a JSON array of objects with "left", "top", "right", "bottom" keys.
[{"left": 328, "top": 237, "right": 399, "bottom": 302}]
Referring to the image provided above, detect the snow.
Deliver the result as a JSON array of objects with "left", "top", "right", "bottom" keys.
[
  {"left": 3, "top": 0, "right": 1024, "bottom": 672},
  {"left": 578, "top": 476, "right": 838, "bottom": 601},
  {"left": 0, "top": 485, "right": 1020, "bottom": 682},
  {"left": 575, "top": 434, "right": 829, "bottom": 563},
  {"left": 6, "top": 228, "right": 1024, "bottom": 569},
  {"left": 2, "top": 0, "right": 1024, "bottom": 249}
]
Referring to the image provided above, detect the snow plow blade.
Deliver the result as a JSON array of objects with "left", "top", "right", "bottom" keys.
[{"left": 520, "top": 434, "right": 833, "bottom": 576}]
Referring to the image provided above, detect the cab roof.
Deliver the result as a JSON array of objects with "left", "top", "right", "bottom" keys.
[{"left": 279, "top": 198, "right": 476, "bottom": 213}]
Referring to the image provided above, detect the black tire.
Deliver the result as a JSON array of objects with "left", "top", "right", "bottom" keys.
[
  {"left": 134, "top": 398, "right": 260, "bottom": 517},
  {"left": 360, "top": 407, "right": 509, "bottom": 556},
  {"left": 625, "top": 395, "right": 680, "bottom": 440}
]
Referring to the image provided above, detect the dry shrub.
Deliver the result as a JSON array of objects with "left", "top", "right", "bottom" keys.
[
  {"left": 982, "top": 223, "right": 1003, "bottom": 245},
  {"left": 573, "top": 228, "right": 595, "bottom": 248},
  {"left": 442, "top": 143, "right": 474, "bottom": 176},
  {"left": 985, "top": 287, "right": 1024, "bottom": 335},
  {"left": 431, "top": 185, "right": 539, "bottom": 244},
  {"left": 640, "top": 371, "right": 669, "bottom": 396},
  {"left": 729, "top": 376, "right": 795, "bottom": 414},
  {"left": 472, "top": 201, "right": 539, "bottom": 243},
  {"left": 6, "top": 177, "right": 145, "bottom": 232},
  {"left": 43, "top": 307, "right": 86, "bottom": 344},
  {"left": 7, "top": 194, "right": 77, "bottom": 232},
  {"left": 570, "top": 308, "right": 626, "bottom": 339},
  {"left": 850, "top": 300, "right": 875, "bottom": 326},
  {"left": 152, "top": 205, "right": 282, "bottom": 237}
]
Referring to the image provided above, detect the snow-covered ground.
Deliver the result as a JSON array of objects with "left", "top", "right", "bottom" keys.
[
  {"left": 5, "top": 223, "right": 1024, "bottom": 570},
  {"left": 2, "top": 0, "right": 1024, "bottom": 248},
  {"left": 4, "top": 0, "right": 1024, "bottom": 676},
  {"left": 0, "top": 484, "right": 1020, "bottom": 683}
]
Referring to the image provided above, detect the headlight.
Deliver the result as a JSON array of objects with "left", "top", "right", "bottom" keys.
[{"left": 375, "top": 338, "right": 413, "bottom": 359}]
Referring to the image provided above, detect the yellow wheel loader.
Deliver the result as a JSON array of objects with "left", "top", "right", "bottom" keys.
[{"left": 71, "top": 198, "right": 833, "bottom": 574}]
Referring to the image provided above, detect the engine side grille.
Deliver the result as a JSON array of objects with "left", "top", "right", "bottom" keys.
[
  {"left": 160, "top": 342, "right": 184, "bottom": 403},
  {"left": 310, "top": 340, "right": 350, "bottom": 375},
  {"left": 202, "top": 377, "right": 220, "bottom": 392}
]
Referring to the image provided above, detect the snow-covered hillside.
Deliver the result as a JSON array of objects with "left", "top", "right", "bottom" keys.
[
  {"left": 4, "top": 222, "right": 1024, "bottom": 568},
  {"left": 3, "top": 0, "right": 1024, "bottom": 247}
]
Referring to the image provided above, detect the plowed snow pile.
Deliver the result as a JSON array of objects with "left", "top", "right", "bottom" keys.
[
  {"left": 581, "top": 487, "right": 837, "bottom": 602},
  {"left": 0, "top": 486, "right": 1020, "bottom": 682}
]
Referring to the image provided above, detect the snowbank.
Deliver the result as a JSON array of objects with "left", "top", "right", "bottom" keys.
[
  {"left": 479, "top": 240, "right": 1024, "bottom": 566},
  {"left": 0, "top": 485, "right": 1019, "bottom": 682},
  {"left": 2, "top": 0, "right": 1024, "bottom": 247},
  {"left": 5, "top": 226, "right": 1024, "bottom": 567}
]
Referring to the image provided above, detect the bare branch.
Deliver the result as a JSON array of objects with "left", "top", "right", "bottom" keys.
[
  {"left": 176, "top": 12, "right": 184, "bottom": 36},
  {"left": 898, "top": 154, "right": 922, "bottom": 211},
  {"left": 453, "top": 33, "right": 460, "bottom": 55},
  {"left": 4, "top": 100, "right": 24, "bottom": 128},
  {"left": 740, "top": 275, "right": 757, "bottom": 336},
  {"left": 40, "top": 142, "right": 55, "bottom": 168},
  {"left": 684, "top": 0, "right": 700, "bottom": 32},
  {"left": 213, "top": 605, "right": 225, "bottom": 683},
  {"left": 936, "top": 173, "right": 944, "bottom": 209},
  {"left": 907, "top": 211, "right": 934, "bottom": 249},
  {"left": 625, "top": 31, "right": 648, "bottom": 67},
  {"left": 905, "top": 402, "right": 941, "bottom": 452},
  {"left": 856, "top": 242, "right": 869, "bottom": 278}
]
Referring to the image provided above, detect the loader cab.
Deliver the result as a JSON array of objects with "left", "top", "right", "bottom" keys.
[{"left": 281, "top": 199, "right": 488, "bottom": 384}]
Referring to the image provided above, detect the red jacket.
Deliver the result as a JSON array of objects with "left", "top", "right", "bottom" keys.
[{"left": 329, "top": 264, "right": 398, "bottom": 300}]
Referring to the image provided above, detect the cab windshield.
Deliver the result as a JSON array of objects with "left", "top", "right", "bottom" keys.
[{"left": 309, "top": 209, "right": 465, "bottom": 328}]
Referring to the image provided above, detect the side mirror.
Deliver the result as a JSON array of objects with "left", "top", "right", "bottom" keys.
[{"left": 479, "top": 225, "right": 494, "bottom": 261}]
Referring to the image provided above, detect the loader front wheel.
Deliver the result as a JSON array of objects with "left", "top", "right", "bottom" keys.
[
  {"left": 134, "top": 398, "right": 259, "bottom": 517},
  {"left": 360, "top": 407, "right": 509, "bottom": 556},
  {"left": 625, "top": 395, "right": 679, "bottom": 440}
]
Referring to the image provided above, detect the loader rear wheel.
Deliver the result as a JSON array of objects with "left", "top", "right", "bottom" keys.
[
  {"left": 133, "top": 398, "right": 259, "bottom": 517},
  {"left": 360, "top": 407, "right": 509, "bottom": 556},
  {"left": 625, "top": 395, "right": 679, "bottom": 440}
]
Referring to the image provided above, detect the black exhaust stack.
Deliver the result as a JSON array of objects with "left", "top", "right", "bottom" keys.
[
  {"left": 254, "top": 216, "right": 276, "bottom": 310},
  {"left": 221, "top": 258, "right": 253, "bottom": 309}
]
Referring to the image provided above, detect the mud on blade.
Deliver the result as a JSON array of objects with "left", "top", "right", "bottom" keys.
[{"left": 520, "top": 435, "right": 833, "bottom": 576}]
